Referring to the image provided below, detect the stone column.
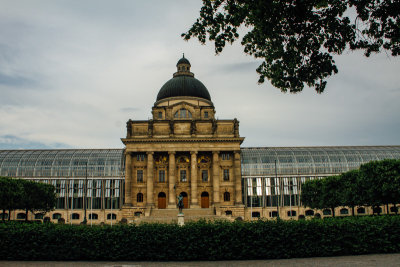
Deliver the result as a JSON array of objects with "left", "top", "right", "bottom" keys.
[
  {"left": 190, "top": 151, "right": 199, "bottom": 207},
  {"left": 146, "top": 152, "right": 154, "bottom": 207},
  {"left": 212, "top": 151, "right": 220, "bottom": 205},
  {"left": 234, "top": 151, "right": 243, "bottom": 204},
  {"left": 124, "top": 152, "right": 132, "bottom": 206},
  {"left": 168, "top": 151, "right": 176, "bottom": 208}
]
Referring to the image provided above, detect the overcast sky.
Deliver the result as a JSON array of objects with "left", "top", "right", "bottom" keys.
[{"left": 0, "top": 0, "right": 399, "bottom": 149}]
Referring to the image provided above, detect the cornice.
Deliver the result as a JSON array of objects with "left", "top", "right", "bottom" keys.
[{"left": 121, "top": 137, "right": 245, "bottom": 144}]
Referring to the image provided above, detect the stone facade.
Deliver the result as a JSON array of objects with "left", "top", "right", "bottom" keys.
[{"left": 121, "top": 57, "right": 245, "bottom": 221}]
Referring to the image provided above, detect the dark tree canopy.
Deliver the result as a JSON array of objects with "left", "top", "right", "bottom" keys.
[
  {"left": 183, "top": 0, "right": 400, "bottom": 93},
  {"left": 0, "top": 177, "right": 56, "bottom": 221}
]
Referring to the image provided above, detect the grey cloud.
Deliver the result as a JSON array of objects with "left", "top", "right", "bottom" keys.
[
  {"left": 0, "top": 72, "right": 36, "bottom": 87},
  {"left": 0, "top": 135, "right": 71, "bottom": 149},
  {"left": 120, "top": 107, "right": 141, "bottom": 113}
]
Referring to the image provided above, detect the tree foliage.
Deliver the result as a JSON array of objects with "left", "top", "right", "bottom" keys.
[
  {"left": 0, "top": 177, "right": 56, "bottom": 221},
  {"left": 0, "top": 177, "right": 23, "bottom": 221},
  {"left": 340, "top": 169, "right": 362, "bottom": 215},
  {"left": 359, "top": 159, "right": 400, "bottom": 214},
  {"left": 183, "top": 0, "right": 400, "bottom": 93},
  {"left": 301, "top": 159, "right": 400, "bottom": 215},
  {"left": 301, "top": 176, "right": 342, "bottom": 216}
]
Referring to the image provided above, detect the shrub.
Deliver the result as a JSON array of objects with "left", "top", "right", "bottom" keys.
[{"left": 0, "top": 216, "right": 399, "bottom": 261}]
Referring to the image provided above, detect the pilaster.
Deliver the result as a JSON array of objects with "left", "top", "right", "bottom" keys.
[
  {"left": 168, "top": 151, "right": 176, "bottom": 208},
  {"left": 212, "top": 151, "right": 220, "bottom": 205},
  {"left": 190, "top": 151, "right": 199, "bottom": 207},
  {"left": 146, "top": 152, "right": 154, "bottom": 207},
  {"left": 124, "top": 152, "right": 132, "bottom": 206},
  {"left": 234, "top": 150, "right": 243, "bottom": 205}
]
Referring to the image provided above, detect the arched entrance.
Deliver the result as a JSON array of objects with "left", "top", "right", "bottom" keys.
[
  {"left": 158, "top": 192, "right": 166, "bottom": 209},
  {"left": 201, "top": 192, "right": 209, "bottom": 208},
  {"left": 180, "top": 192, "right": 189, "bottom": 208}
]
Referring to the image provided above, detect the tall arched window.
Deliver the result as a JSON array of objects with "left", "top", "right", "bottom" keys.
[
  {"left": 52, "top": 213, "right": 62, "bottom": 220},
  {"left": 89, "top": 213, "right": 98, "bottom": 220},
  {"left": 223, "top": 192, "right": 230, "bottom": 202},
  {"left": 107, "top": 213, "right": 117, "bottom": 220},
  {"left": 137, "top": 193, "right": 143, "bottom": 203},
  {"left": 174, "top": 109, "right": 192, "bottom": 119}
]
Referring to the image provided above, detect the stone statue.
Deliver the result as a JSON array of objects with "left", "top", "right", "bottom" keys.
[
  {"left": 169, "top": 120, "right": 174, "bottom": 135},
  {"left": 212, "top": 119, "right": 217, "bottom": 134},
  {"left": 148, "top": 120, "right": 153, "bottom": 136},
  {"left": 177, "top": 194, "right": 184, "bottom": 214},
  {"left": 126, "top": 119, "right": 132, "bottom": 138},
  {"left": 233, "top": 118, "right": 239, "bottom": 137},
  {"left": 191, "top": 120, "right": 196, "bottom": 135}
]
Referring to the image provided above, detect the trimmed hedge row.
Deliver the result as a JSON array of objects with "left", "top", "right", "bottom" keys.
[{"left": 1, "top": 216, "right": 400, "bottom": 261}]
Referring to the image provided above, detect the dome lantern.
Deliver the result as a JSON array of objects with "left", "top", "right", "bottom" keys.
[
  {"left": 174, "top": 53, "right": 194, "bottom": 78},
  {"left": 156, "top": 55, "right": 212, "bottom": 102}
]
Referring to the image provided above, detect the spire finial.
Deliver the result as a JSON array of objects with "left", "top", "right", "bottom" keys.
[{"left": 183, "top": 53, "right": 185, "bottom": 58}]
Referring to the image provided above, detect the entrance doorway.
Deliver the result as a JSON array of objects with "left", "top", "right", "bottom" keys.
[
  {"left": 201, "top": 192, "right": 209, "bottom": 208},
  {"left": 158, "top": 192, "right": 166, "bottom": 209},
  {"left": 180, "top": 192, "right": 188, "bottom": 208}
]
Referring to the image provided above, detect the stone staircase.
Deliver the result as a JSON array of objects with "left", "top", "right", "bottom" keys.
[{"left": 134, "top": 208, "right": 229, "bottom": 224}]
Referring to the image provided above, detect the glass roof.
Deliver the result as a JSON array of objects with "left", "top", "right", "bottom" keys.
[
  {"left": 1, "top": 146, "right": 399, "bottom": 178},
  {"left": 241, "top": 146, "right": 400, "bottom": 176},
  {"left": 0, "top": 149, "right": 125, "bottom": 178}
]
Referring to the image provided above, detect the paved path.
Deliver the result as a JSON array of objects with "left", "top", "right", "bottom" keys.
[{"left": 1, "top": 253, "right": 400, "bottom": 267}]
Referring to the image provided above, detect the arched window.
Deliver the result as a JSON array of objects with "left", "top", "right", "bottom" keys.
[
  {"left": 390, "top": 206, "right": 398, "bottom": 213},
  {"left": 340, "top": 208, "right": 349, "bottom": 215},
  {"left": 252, "top": 212, "right": 260, "bottom": 218},
  {"left": 357, "top": 207, "right": 366, "bottom": 214},
  {"left": 373, "top": 207, "right": 382, "bottom": 214},
  {"left": 137, "top": 193, "right": 143, "bottom": 202},
  {"left": 52, "top": 213, "right": 62, "bottom": 220},
  {"left": 71, "top": 213, "right": 80, "bottom": 220},
  {"left": 287, "top": 210, "right": 296, "bottom": 217},
  {"left": 223, "top": 192, "right": 230, "bottom": 202},
  {"left": 305, "top": 210, "right": 314, "bottom": 216},
  {"left": 89, "top": 213, "right": 98, "bottom": 220},
  {"left": 174, "top": 108, "right": 192, "bottom": 119},
  {"left": 35, "top": 213, "right": 44, "bottom": 220},
  {"left": 323, "top": 209, "right": 332, "bottom": 215},
  {"left": 225, "top": 210, "right": 232, "bottom": 216},
  {"left": 134, "top": 211, "right": 142, "bottom": 217},
  {"left": 17, "top": 213, "right": 26, "bottom": 220},
  {"left": 269, "top": 211, "right": 278, "bottom": 218},
  {"left": 107, "top": 213, "right": 117, "bottom": 220}
]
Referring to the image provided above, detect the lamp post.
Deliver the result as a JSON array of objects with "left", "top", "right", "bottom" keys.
[
  {"left": 83, "top": 161, "right": 88, "bottom": 224},
  {"left": 275, "top": 160, "right": 280, "bottom": 220}
]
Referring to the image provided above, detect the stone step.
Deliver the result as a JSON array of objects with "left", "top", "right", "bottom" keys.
[
  {"left": 151, "top": 208, "right": 214, "bottom": 218},
  {"left": 135, "top": 214, "right": 229, "bottom": 224}
]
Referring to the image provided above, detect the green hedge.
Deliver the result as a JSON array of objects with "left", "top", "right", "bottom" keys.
[{"left": 1, "top": 216, "right": 400, "bottom": 261}]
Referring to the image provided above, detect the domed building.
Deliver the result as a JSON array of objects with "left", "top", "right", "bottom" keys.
[
  {"left": 1, "top": 56, "right": 400, "bottom": 223},
  {"left": 121, "top": 56, "right": 245, "bottom": 220}
]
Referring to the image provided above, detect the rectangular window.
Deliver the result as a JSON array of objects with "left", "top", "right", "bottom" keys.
[
  {"left": 180, "top": 170, "right": 187, "bottom": 182},
  {"left": 159, "top": 170, "right": 165, "bottom": 182},
  {"left": 221, "top": 153, "right": 230, "bottom": 160},
  {"left": 202, "top": 170, "right": 208, "bottom": 182},
  {"left": 158, "top": 112, "right": 162, "bottom": 119},
  {"left": 223, "top": 169, "right": 230, "bottom": 181},
  {"left": 137, "top": 154, "right": 145, "bottom": 161},
  {"left": 204, "top": 111, "right": 208, "bottom": 118},
  {"left": 137, "top": 170, "right": 143, "bottom": 183}
]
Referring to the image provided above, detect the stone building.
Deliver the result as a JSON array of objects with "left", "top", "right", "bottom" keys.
[{"left": 121, "top": 56, "right": 245, "bottom": 220}]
